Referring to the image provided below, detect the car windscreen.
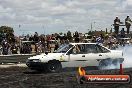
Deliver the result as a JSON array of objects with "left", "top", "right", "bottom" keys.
[{"left": 55, "top": 44, "right": 73, "bottom": 53}]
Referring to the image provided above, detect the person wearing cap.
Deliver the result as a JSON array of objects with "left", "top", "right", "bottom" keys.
[
  {"left": 125, "top": 15, "right": 132, "bottom": 34},
  {"left": 114, "top": 16, "right": 121, "bottom": 35}
]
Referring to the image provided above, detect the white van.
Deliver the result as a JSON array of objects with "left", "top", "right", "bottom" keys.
[{"left": 26, "top": 43, "right": 124, "bottom": 72}]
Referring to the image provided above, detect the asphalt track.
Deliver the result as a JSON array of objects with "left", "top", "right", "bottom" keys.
[
  {"left": 0, "top": 45, "right": 132, "bottom": 88},
  {"left": 0, "top": 65, "right": 132, "bottom": 88}
]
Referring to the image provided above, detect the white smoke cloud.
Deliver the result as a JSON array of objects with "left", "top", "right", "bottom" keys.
[
  {"left": 122, "top": 45, "right": 132, "bottom": 68},
  {"left": 126, "top": 0, "right": 132, "bottom": 5},
  {"left": 101, "top": 45, "right": 132, "bottom": 70}
]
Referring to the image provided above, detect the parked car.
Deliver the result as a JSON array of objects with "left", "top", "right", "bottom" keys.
[{"left": 26, "top": 43, "right": 124, "bottom": 72}]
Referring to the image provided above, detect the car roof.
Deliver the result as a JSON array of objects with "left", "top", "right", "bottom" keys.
[
  {"left": 70, "top": 43, "right": 96, "bottom": 45},
  {"left": 69, "top": 43, "right": 111, "bottom": 51}
]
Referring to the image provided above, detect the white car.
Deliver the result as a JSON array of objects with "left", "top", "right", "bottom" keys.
[{"left": 26, "top": 43, "right": 124, "bottom": 72}]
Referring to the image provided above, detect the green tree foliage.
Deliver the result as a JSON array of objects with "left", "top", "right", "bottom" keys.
[
  {"left": 59, "top": 32, "right": 63, "bottom": 35},
  {"left": 0, "top": 26, "right": 15, "bottom": 43},
  {"left": 88, "top": 31, "right": 94, "bottom": 36}
]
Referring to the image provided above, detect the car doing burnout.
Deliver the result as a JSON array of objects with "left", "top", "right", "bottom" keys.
[{"left": 26, "top": 43, "right": 124, "bottom": 72}]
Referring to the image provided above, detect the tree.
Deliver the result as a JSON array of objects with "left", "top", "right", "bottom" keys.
[
  {"left": 59, "top": 32, "right": 63, "bottom": 35},
  {"left": 106, "top": 28, "right": 108, "bottom": 34},
  {"left": 88, "top": 31, "right": 94, "bottom": 36},
  {"left": 0, "top": 26, "right": 15, "bottom": 43}
]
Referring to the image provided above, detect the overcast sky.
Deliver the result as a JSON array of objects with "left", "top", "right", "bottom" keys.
[{"left": 0, "top": 0, "right": 132, "bottom": 35}]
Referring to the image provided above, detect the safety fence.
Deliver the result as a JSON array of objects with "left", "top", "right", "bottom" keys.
[{"left": 0, "top": 54, "right": 36, "bottom": 64}]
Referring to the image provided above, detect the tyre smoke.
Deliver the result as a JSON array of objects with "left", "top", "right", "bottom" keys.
[
  {"left": 122, "top": 45, "right": 132, "bottom": 68},
  {"left": 103, "top": 45, "right": 132, "bottom": 70}
]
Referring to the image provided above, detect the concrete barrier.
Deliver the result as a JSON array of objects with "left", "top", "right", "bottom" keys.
[{"left": 0, "top": 54, "right": 36, "bottom": 64}]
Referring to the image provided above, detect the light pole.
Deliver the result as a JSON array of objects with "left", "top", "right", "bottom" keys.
[
  {"left": 91, "top": 22, "right": 96, "bottom": 32},
  {"left": 91, "top": 23, "right": 92, "bottom": 32},
  {"left": 42, "top": 25, "right": 46, "bottom": 35}
]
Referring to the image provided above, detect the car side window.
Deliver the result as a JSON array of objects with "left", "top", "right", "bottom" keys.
[
  {"left": 86, "top": 44, "right": 98, "bottom": 53},
  {"left": 72, "top": 44, "right": 86, "bottom": 54},
  {"left": 96, "top": 45, "right": 110, "bottom": 53}
]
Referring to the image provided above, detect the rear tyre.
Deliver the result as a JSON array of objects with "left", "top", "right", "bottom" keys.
[
  {"left": 112, "top": 58, "right": 124, "bottom": 69},
  {"left": 47, "top": 60, "right": 62, "bottom": 73},
  {"left": 112, "top": 58, "right": 124, "bottom": 66},
  {"left": 98, "top": 58, "right": 112, "bottom": 70}
]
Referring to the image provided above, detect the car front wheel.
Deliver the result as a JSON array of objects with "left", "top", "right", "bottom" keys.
[{"left": 47, "top": 60, "right": 62, "bottom": 73}]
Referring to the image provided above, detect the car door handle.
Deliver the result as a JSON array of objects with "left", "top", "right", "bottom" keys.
[
  {"left": 99, "top": 54, "right": 102, "bottom": 56},
  {"left": 82, "top": 55, "right": 85, "bottom": 57}
]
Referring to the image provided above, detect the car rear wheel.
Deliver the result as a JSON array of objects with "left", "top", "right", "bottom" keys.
[
  {"left": 98, "top": 58, "right": 112, "bottom": 70},
  {"left": 112, "top": 58, "right": 124, "bottom": 66},
  {"left": 47, "top": 60, "right": 62, "bottom": 73}
]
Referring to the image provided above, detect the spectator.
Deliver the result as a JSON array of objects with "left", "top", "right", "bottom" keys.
[
  {"left": 2, "top": 41, "right": 10, "bottom": 55},
  {"left": 36, "top": 41, "right": 43, "bottom": 53},
  {"left": 67, "top": 31, "right": 72, "bottom": 42},
  {"left": 114, "top": 16, "right": 121, "bottom": 35},
  {"left": 120, "top": 28, "right": 125, "bottom": 38},
  {"left": 51, "top": 34, "right": 55, "bottom": 40},
  {"left": 63, "top": 33, "right": 68, "bottom": 41},
  {"left": 29, "top": 35, "right": 34, "bottom": 41},
  {"left": 125, "top": 15, "right": 132, "bottom": 34},
  {"left": 96, "top": 35, "right": 104, "bottom": 45},
  {"left": 0, "top": 45, "right": 2, "bottom": 55},
  {"left": 107, "top": 36, "right": 117, "bottom": 49},
  {"left": 10, "top": 43, "right": 18, "bottom": 54},
  {"left": 74, "top": 31, "right": 79, "bottom": 43},
  {"left": 91, "top": 36, "right": 96, "bottom": 43},
  {"left": 54, "top": 41, "right": 59, "bottom": 51},
  {"left": 34, "top": 32, "right": 39, "bottom": 43},
  {"left": 23, "top": 36, "right": 27, "bottom": 41},
  {"left": 108, "top": 36, "right": 112, "bottom": 49}
]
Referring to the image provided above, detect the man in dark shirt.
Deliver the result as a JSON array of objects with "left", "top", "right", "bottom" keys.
[
  {"left": 63, "top": 34, "right": 68, "bottom": 41},
  {"left": 74, "top": 31, "right": 79, "bottom": 43},
  {"left": 125, "top": 15, "right": 132, "bottom": 34},
  {"left": 120, "top": 28, "right": 125, "bottom": 38},
  {"left": 29, "top": 35, "right": 34, "bottom": 41},
  {"left": 114, "top": 16, "right": 120, "bottom": 34},
  {"left": 33, "top": 32, "right": 39, "bottom": 43},
  {"left": 67, "top": 31, "right": 72, "bottom": 42}
]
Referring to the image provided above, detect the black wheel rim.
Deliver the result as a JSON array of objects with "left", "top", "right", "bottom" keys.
[{"left": 49, "top": 64, "right": 58, "bottom": 71}]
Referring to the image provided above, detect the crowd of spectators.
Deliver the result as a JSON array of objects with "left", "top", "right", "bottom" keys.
[
  {"left": 0, "top": 31, "right": 82, "bottom": 55},
  {"left": 0, "top": 30, "right": 131, "bottom": 55}
]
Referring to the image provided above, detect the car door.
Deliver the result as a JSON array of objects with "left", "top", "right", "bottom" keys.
[
  {"left": 96, "top": 44, "right": 111, "bottom": 59},
  {"left": 63, "top": 44, "right": 88, "bottom": 67},
  {"left": 84, "top": 44, "right": 108, "bottom": 66}
]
